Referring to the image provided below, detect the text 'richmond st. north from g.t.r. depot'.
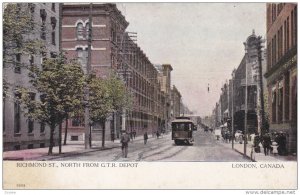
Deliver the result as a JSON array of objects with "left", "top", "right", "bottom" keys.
[{"left": 16, "top": 162, "right": 139, "bottom": 168}]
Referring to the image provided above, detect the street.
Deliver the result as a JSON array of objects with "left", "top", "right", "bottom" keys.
[{"left": 52, "top": 128, "right": 250, "bottom": 162}]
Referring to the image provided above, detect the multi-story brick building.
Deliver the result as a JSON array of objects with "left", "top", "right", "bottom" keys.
[
  {"left": 3, "top": 3, "right": 61, "bottom": 151},
  {"left": 61, "top": 3, "right": 169, "bottom": 141},
  {"left": 265, "top": 3, "right": 297, "bottom": 154}
]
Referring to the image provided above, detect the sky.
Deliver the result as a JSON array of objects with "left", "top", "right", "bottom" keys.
[{"left": 117, "top": 3, "right": 266, "bottom": 117}]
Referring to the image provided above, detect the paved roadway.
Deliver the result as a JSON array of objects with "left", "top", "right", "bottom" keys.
[{"left": 52, "top": 128, "right": 250, "bottom": 162}]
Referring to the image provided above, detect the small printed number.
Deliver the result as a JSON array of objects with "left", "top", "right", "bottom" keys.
[{"left": 16, "top": 184, "right": 25, "bottom": 187}]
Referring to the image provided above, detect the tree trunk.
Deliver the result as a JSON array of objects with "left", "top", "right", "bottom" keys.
[
  {"left": 48, "top": 124, "right": 55, "bottom": 155},
  {"left": 89, "top": 124, "right": 92, "bottom": 148},
  {"left": 101, "top": 119, "right": 106, "bottom": 148},
  {"left": 59, "top": 122, "right": 62, "bottom": 154},
  {"left": 63, "top": 115, "right": 69, "bottom": 145}
]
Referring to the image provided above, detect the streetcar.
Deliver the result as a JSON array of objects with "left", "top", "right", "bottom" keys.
[{"left": 171, "top": 116, "right": 197, "bottom": 145}]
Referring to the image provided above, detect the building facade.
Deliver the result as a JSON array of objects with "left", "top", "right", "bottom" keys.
[
  {"left": 170, "top": 85, "right": 182, "bottom": 120},
  {"left": 61, "top": 3, "right": 170, "bottom": 141},
  {"left": 265, "top": 3, "right": 297, "bottom": 154},
  {"left": 213, "top": 31, "right": 267, "bottom": 136},
  {"left": 3, "top": 3, "right": 61, "bottom": 151}
]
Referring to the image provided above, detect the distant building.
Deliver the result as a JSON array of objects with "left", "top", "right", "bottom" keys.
[
  {"left": 3, "top": 3, "right": 61, "bottom": 151},
  {"left": 170, "top": 85, "right": 182, "bottom": 120},
  {"left": 265, "top": 3, "right": 297, "bottom": 154},
  {"left": 156, "top": 64, "right": 173, "bottom": 131}
]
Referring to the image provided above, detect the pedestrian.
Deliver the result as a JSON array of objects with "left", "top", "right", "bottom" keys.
[
  {"left": 144, "top": 132, "right": 148, "bottom": 145},
  {"left": 120, "top": 131, "right": 130, "bottom": 158},
  {"left": 111, "top": 132, "right": 115, "bottom": 142},
  {"left": 262, "top": 133, "right": 272, "bottom": 156},
  {"left": 133, "top": 131, "right": 136, "bottom": 139},
  {"left": 130, "top": 131, "right": 133, "bottom": 141},
  {"left": 156, "top": 131, "right": 160, "bottom": 139}
]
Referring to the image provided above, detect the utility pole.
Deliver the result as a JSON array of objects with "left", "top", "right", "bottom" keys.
[
  {"left": 231, "top": 70, "right": 235, "bottom": 150},
  {"left": 256, "top": 36, "right": 266, "bottom": 135},
  {"left": 244, "top": 48, "right": 248, "bottom": 158},
  {"left": 84, "top": 3, "right": 92, "bottom": 149}
]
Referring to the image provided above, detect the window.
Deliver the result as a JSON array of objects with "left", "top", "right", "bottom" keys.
[
  {"left": 284, "top": 20, "right": 287, "bottom": 54},
  {"left": 14, "top": 92, "right": 21, "bottom": 133},
  {"left": 29, "top": 55, "right": 34, "bottom": 69},
  {"left": 28, "top": 3, "right": 35, "bottom": 29},
  {"left": 40, "top": 122, "right": 45, "bottom": 133},
  {"left": 51, "top": 17, "right": 57, "bottom": 45},
  {"left": 14, "top": 145, "right": 21, "bottom": 150},
  {"left": 294, "top": 7, "right": 297, "bottom": 46},
  {"left": 77, "top": 23, "right": 84, "bottom": 40},
  {"left": 278, "top": 83, "right": 283, "bottom": 123},
  {"left": 40, "top": 143, "right": 45, "bottom": 148},
  {"left": 71, "top": 136, "right": 79, "bottom": 141},
  {"left": 40, "top": 9, "right": 47, "bottom": 40},
  {"left": 51, "top": 3, "right": 55, "bottom": 12},
  {"left": 40, "top": 94, "right": 46, "bottom": 133},
  {"left": 272, "top": 89, "right": 277, "bottom": 123},
  {"left": 287, "top": 17, "right": 289, "bottom": 51},
  {"left": 267, "top": 43, "right": 271, "bottom": 70},
  {"left": 72, "top": 116, "right": 84, "bottom": 127},
  {"left": 28, "top": 93, "right": 35, "bottom": 133},
  {"left": 15, "top": 53, "right": 21, "bottom": 73},
  {"left": 28, "top": 144, "right": 34, "bottom": 149},
  {"left": 76, "top": 48, "right": 88, "bottom": 73},
  {"left": 284, "top": 72, "right": 290, "bottom": 121},
  {"left": 291, "top": 10, "right": 294, "bottom": 48},
  {"left": 86, "top": 22, "right": 90, "bottom": 39}
]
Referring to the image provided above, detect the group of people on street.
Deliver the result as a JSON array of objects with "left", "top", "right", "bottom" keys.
[
  {"left": 251, "top": 131, "right": 287, "bottom": 156},
  {"left": 255, "top": 131, "right": 287, "bottom": 156},
  {"left": 220, "top": 129, "right": 288, "bottom": 156}
]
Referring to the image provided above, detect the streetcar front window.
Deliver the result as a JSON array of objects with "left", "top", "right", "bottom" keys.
[{"left": 172, "top": 123, "right": 192, "bottom": 131}]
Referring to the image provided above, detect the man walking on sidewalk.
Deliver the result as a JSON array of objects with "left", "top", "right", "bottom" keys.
[
  {"left": 262, "top": 133, "right": 272, "bottom": 156},
  {"left": 121, "top": 131, "right": 130, "bottom": 158},
  {"left": 144, "top": 132, "right": 148, "bottom": 145}
]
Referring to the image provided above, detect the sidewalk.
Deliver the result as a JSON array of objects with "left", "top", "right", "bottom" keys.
[
  {"left": 3, "top": 134, "right": 153, "bottom": 161},
  {"left": 221, "top": 140, "right": 297, "bottom": 162}
]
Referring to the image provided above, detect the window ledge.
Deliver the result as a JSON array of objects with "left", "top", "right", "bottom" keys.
[
  {"left": 14, "top": 133, "right": 21, "bottom": 137},
  {"left": 28, "top": 133, "right": 34, "bottom": 136},
  {"left": 40, "top": 133, "right": 46, "bottom": 136}
]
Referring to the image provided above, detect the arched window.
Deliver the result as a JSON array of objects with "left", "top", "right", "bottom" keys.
[{"left": 77, "top": 23, "right": 84, "bottom": 40}]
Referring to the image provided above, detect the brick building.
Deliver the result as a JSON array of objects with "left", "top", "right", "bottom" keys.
[
  {"left": 265, "top": 3, "right": 297, "bottom": 154},
  {"left": 61, "top": 3, "right": 169, "bottom": 141},
  {"left": 3, "top": 3, "right": 61, "bottom": 151}
]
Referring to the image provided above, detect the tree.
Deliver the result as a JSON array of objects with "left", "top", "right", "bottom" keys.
[
  {"left": 3, "top": 3, "right": 44, "bottom": 98},
  {"left": 19, "top": 55, "right": 85, "bottom": 155},
  {"left": 3, "top": 3, "right": 44, "bottom": 69},
  {"left": 88, "top": 73, "right": 132, "bottom": 148}
]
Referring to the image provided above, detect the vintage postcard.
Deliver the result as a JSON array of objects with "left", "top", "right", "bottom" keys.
[{"left": 2, "top": 2, "right": 298, "bottom": 192}]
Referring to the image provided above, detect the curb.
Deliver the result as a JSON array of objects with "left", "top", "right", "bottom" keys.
[
  {"left": 232, "top": 148, "right": 256, "bottom": 162},
  {"left": 36, "top": 145, "right": 121, "bottom": 161}
]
